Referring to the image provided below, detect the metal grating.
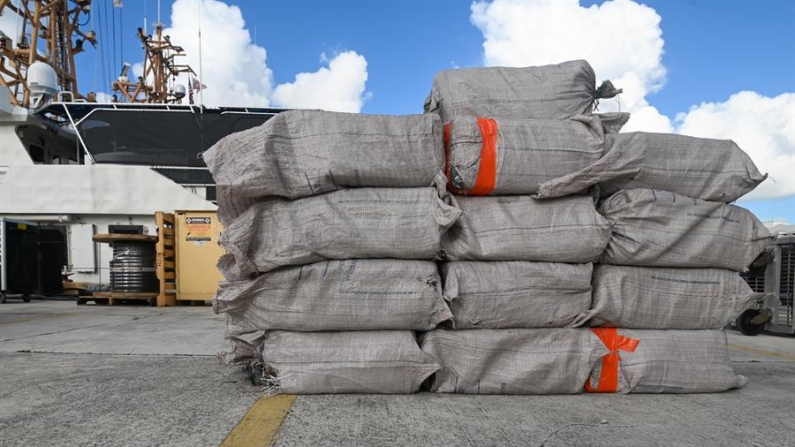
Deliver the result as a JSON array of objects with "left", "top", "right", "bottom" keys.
[
  {"left": 779, "top": 244, "right": 794, "bottom": 326},
  {"left": 741, "top": 271, "right": 766, "bottom": 293}
]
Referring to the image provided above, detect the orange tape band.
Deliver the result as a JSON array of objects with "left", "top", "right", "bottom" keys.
[
  {"left": 585, "top": 328, "right": 639, "bottom": 393},
  {"left": 469, "top": 117, "right": 498, "bottom": 195},
  {"left": 444, "top": 118, "right": 498, "bottom": 195}
]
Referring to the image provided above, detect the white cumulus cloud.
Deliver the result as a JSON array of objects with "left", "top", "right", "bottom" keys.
[
  {"left": 161, "top": 0, "right": 273, "bottom": 107},
  {"left": 127, "top": 0, "right": 369, "bottom": 111},
  {"left": 675, "top": 92, "right": 795, "bottom": 201},
  {"left": 469, "top": 0, "right": 795, "bottom": 199},
  {"left": 471, "top": 0, "right": 671, "bottom": 132},
  {"left": 272, "top": 51, "right": 369, "bottom": 113}
]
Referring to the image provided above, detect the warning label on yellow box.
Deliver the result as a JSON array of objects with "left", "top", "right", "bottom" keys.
[{"left": 185, "top": 217, "right": 212, "bottom": 242}]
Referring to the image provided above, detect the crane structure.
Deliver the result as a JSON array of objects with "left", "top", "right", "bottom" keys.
[
  {"left": 0, "top": 0, "right": 96, "bottom": 107},
  {"left": 112, "top": 22, "right": 194, "bottom": 104}
]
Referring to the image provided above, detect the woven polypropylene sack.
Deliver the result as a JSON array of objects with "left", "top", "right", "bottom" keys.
[
  {"left": 441, "top": 262, "right": 593, "bottom": 329},
  {"left": 424, "top": 60, "right": 619, "bottom": 123},
  {"left": 421, "top": 328, "right": 610, "bottom": 394},
  {"left": 214, "top": 259, "right": 452, "bottom": 334},
  {"left": 446, "top": 114, "right": 629, "bottom": 195},
  {"left": 587, "top": 329, "right": 747, "bottom": 393},
  {"left": 583, "top": 265, "right": 755, "bottom": 329},
  {"left": 221, "top": 335, "right": 262, "bottom": 365},
  {"left": 218, "top": 181, "right": 462, "bottom": 279},
  {"left": 204, "top": 110, "right": 446, "bottom": 225},
  {"left": 259, "top": 330, "right": 439, "bottom": 394},
  {"left": 536, "top": 132, "right": 767, "bottom": 202},
  {"left": 442, "top": 195, "right": 611, "bottom": 263},
  {"left": 599, "top": 189, "right": 773, "bottom": 271}
]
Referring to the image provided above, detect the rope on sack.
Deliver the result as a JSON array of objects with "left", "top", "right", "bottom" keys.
[{"left": 593, "top": 80, "right": 624, "bottom": 111}]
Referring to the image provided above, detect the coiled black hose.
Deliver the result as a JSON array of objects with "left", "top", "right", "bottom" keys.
[{"left": 109, "top": 241, "right": 159, "bottom": 293}]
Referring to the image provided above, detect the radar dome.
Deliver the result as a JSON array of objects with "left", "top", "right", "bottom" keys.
[
  {"left": 27, "top": 62, "right": 58, "bottom": 108},
  {"left": 174, "top": 84, "right": 186, "bottom": 100}
]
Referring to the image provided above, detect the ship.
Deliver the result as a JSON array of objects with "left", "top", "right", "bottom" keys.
[{"left": 0, "top": 0, "right": 283, "bottom": 296}]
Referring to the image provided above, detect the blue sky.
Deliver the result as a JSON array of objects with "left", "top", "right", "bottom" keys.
[{"left": 73, "top": 0, "right": 795, "bottom": 222}]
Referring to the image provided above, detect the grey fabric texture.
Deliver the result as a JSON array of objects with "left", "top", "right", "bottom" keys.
[
  {"left": 582, "top": 265, "right": 756, "bottom": 329},
  {"left": 447, "top": 114, "right": 630, "bottom": 195},
  {"left": 535, "top": 132, "right": 767, "bottom": 202},
  {"left": 218, "top": 178, "right": 462, "bottom": 279},
  {"left": 260, "top": 330, "right": 440, "bottom": 394},
  {"left": 442, "top": 195, "right": 611, "bottom": 263},
  {"left": 221, "top": 335, "right": 262, "bottom": 365},
  {"left": 599, "top": 189, "right": 773, "bottom": 271},
  {"left": 587, "top": 329, "right": 748, "bottom": 394},
  {"left": 204, "top": 110, "right": 446, "bottom": 225},
  {"left": 421, "top": 328, "right": 610, "bottom": 394},
  {"left": 214, "top": 259, "right": 452, "bottom": 334},
  {"left": 425, "top": 60, "right": 604, "bottom": 122},
  {"left": 441, "top": 261, "right": 593, "bottom": 329}
]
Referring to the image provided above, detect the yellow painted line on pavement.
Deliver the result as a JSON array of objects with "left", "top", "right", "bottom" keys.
[
  {"left": 220, "top": 394, "right": 296, "bottom": 447},
  {"left": 728, "top": 343, "right": 795, "bottom": 361}
]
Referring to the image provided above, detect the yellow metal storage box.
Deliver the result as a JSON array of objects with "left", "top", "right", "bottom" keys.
[{"left": 175, "top": 211, "right": 224, "bottom": 302}]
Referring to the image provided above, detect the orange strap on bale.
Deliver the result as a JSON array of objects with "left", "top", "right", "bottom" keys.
[
  {"left": 469, "top": 117, "right": 498, "bottom": 195},
  {"left": 444, "top": 118, "right": 499, "bottom": 195},
  {"left": 585, "top": 328, "right": 640, "bottom": 393}
]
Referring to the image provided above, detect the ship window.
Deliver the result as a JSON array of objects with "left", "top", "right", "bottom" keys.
[
  {"left": 206, "top": 186, "right": 217, "bottom": 201},
  {"left": 77, "top": 110, "right": 274, "bottom": 168}
]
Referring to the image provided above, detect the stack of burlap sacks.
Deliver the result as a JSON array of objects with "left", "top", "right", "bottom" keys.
[
  {"left": 204, "top": 111, "right": 457, "bottom": 393},
  {"left": 206, "top": 59, "right": 771, "bottom": 395},
  {"left": 422, "top": 61, "right": 622, "bottom": 394},
  {"left": 425, "top": 60, "right": 770, "bottom": 394}
]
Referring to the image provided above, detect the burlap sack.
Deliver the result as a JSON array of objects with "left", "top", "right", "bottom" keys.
[
  {"left": 204, "top": 110, "right": 445, "bottom": 224},
  {"left": 424, "top": 59, "right": 622, "bottom": 122},
  {"left": 215, "top": 259, "right": 452, "bottom": 333},
  {"left": 536, "top": 132, "right": 767, "bottom": 202},
  {"left": 260, "top": 330, "right": 440, "bottom": 394},
  {"left": 587, "top": 329, "right": 747, "bottom": 394},
  {"left": 582, "top": 265, "right": 755, "bottom": 329},
  {"left": 219, "top": 178, "right": 461, "bottom": 279},
  {"left": 442, "top": 195, "right": 611, "bottom": 263},
  {"left": 441, "top": 261, "right": 592, "bottom": 329},
  {"left": 446, "top": 114, "right": 628, "bottom": 195},
  {"left": 421, "top": 328, "right": 610, "bottom": 394},
  {"left": 599, "top": 189, "right": 773, "bottom": 271}
]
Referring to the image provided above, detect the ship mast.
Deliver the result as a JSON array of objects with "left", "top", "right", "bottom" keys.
[
  {"left": 0, "top": 0, "right": 96, "bottom": 107},
  {"left": 112, "top": 22, "right": 194, "bottom": 104}
]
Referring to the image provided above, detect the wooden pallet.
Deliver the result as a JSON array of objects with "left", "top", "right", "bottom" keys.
[
  {"left": 79, "top": 291, "right": 158, "bottom": 306},
  {"left": 93, "top": 234, "right": 158, "bottom": 243},
  {"left": 155, "top": 212, "right": 177, "bottom": 307}
]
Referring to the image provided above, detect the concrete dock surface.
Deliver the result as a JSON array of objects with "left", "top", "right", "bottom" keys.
[{"left": 1, "top": 299, "right": 794, "bottom": 447}]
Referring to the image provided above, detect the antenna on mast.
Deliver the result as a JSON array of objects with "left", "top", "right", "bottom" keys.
[
  {"left": 198, "top": 0, "right": 204, "bottom": 108},
  {"left": 111, "top": 5, "right": 195, "bottom": 104},
  {"left": 0, "top": 0, "right": 98, "bottom": 108}
]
